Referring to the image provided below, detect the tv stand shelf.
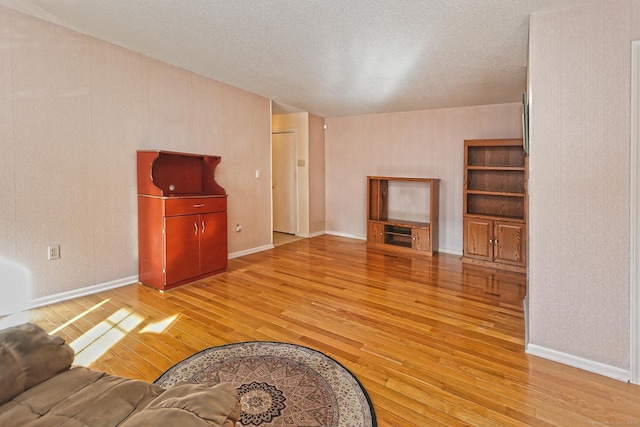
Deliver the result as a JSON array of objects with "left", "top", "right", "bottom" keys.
[
  {"left": 367, "top": 176, "right": 439, "bottom": 256},
  {"left": 377, "top": 219, "right": 430, "bottom": 227}
]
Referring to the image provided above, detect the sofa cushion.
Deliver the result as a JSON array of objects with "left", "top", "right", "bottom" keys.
[
  {"left": 0, "top": 322, "right": 74, "bottom": 405},
  {"left": 121, "top": 382, "right": 242, "bottom": 427},
  {"left": 0, "top": 366, "right": 165, "bottom": 426},
  {"left": 0, "top": 322, "right": 241, "bottom": 426},
  {"left": 0, "top": 367, "right": 240, "bottom": 426}
]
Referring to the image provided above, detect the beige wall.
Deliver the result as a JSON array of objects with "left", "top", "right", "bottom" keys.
[
  {"left": 0, "top": 6, "right": 272, "bottom": 301},
  {"left": 324, "top": 104, "right": 522, "bottom": 253},
  {"left": 528, "top": 0, "right": 639, "bottom": 372},
  {"left": 308, "top": 113, "right": 326, "bottom": 236}
]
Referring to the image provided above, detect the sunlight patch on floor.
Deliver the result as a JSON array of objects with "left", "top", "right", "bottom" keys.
[
  {"left": 140, "top": 314, "right": 179, "bottom": 334},
  {"left": 70, "top": 307, "right": 144, "bottom": 367},
  {"left": 50, "top": 299, "right": 110, "bottom": 336}
]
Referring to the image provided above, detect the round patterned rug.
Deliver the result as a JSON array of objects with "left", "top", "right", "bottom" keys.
[{"left": 155, "top": 341, "right": 377, "bottom": 427}]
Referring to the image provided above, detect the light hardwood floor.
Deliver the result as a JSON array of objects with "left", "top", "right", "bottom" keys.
[{"left": 17, "top": 235, "right": 640, "bottom": 426}]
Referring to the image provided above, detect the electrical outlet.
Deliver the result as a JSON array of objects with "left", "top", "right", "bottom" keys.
[{"left": 48, "top": 245, "right": 60, "bottom": 260}]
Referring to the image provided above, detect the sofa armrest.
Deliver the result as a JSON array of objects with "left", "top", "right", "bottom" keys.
[
  {"left": 0, "top": 322, "right": 74, "bottom": 405},
  {"left": 121, "top": 382, "right": 241, "bottom": 427}
]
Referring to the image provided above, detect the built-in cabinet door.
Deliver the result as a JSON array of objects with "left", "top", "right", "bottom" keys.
[
  {"left": 494, "top": 221, "right": 525, "bottom": 266},
  {"left": 165, "top": 215, "right": 200, "bottom": 285},
  {"left": 200, "top": 212, "right": 228, "bottom": 273},
  {"left": 463, "top": 218, "right": 493, "bottom": 260},
  {"left": 412, "top": 228, "right": 431, "bottom": 252},
  {"left": 368, "top": 222, "right": 385, "bottom": 244}
]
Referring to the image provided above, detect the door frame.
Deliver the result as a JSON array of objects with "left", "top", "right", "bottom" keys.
[
  {"left": 630, "top": 40, "right": 640, "bottom": 385},
  {"left": 272, "top": 130, "right": 299, "bottom": 235}
]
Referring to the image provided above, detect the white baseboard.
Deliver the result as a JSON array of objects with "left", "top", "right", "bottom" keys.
[
  {"left": 25, "top": 243, "right": 283, "bottom": 311},
  {"left": 229, "top": 244, "right": 274, "bottom": 259},
  {"left": 28, "top": 275, "right": 138, "bottom": 310},
  {"left": 438, "top": 248, "right": 463, "bottom": 256},
  {"left": 26, "top": 243, "right": 272, "bottom": 310},
  {"left": 308, "top": 231, "right": 325, "bottom": 238},
  {"left": 325, "top": 231, "right": 366, "bottom": 240},
  {"left": 526, "top": 343, "right": 630, "bottom": 382},
  {"left": 20, "top": 237, "right": 458, "bottom": 315}
]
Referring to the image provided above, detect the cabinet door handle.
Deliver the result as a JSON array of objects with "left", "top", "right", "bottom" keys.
[
  {"left": 193, "top": 203, "right": 205, "bottom": 208},
  {"left": 201, "top": 220, "right": 205, "bottom": 234},
  {"left": 194, "top": 222, "right": 198, "bottom": 235},
  {"left": 489, "top": 239, "right": 493, "bottom": 244},
  {"left": 494, "top": 240, "right": 498, "bottom": 245}
]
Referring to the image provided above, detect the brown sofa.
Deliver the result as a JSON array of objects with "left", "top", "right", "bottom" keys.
[{"left": 0, "top": 322, "right": 241, "bottom": 426}]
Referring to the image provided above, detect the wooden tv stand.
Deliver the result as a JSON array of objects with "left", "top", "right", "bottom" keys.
[{"left": 366, "top": 176, "right": 439, "bottom": 256}]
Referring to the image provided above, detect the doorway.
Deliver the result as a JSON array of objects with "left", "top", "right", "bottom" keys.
[{"left": 272, "top": 131, "right": 297, "bottom": 235}]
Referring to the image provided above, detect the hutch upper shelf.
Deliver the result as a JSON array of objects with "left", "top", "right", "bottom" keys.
[{"left": 137, "top": 150, "right": 226, "bottom": 197}]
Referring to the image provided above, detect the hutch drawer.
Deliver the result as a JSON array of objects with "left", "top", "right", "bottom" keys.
[{"left": 164, "top": 196, "right": 227, "bottom": 216}]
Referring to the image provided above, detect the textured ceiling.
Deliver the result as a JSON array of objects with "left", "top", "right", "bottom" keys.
[{"left": 1, "top": 0, "right": 591, "bottom": 117}]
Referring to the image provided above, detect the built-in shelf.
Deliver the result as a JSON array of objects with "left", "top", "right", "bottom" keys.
[{"left": 463, "top": 139, "right": 527, "bottom": 274}]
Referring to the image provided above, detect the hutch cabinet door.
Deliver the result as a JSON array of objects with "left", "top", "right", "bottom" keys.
[
  {"left": 463, "top": 218, "right": 493, "bottom": 260},
  {"left": 493, "top": 221, "right": 526, "bottom": 266},
  {"left": 412, "top": 228, "right": 431, "bottom": 252},
  {"left": 199, "top": 212, "right": 228, "bottom": 273},
  {"left": 164, "top": 215, "right": 201, "bottom": 285}
]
